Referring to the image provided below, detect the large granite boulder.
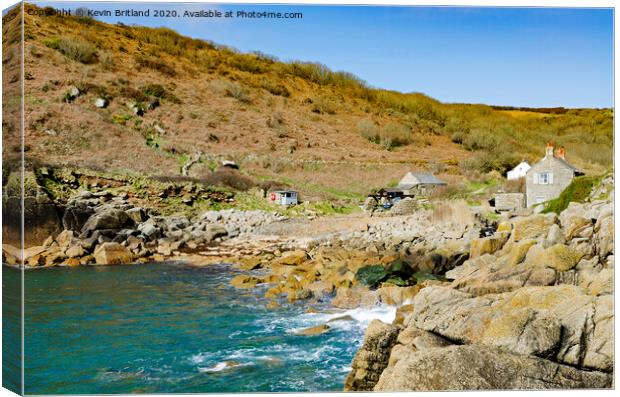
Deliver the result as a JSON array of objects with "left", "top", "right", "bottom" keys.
[
  {"left": 81, "top": 208, "right": 134, "bottom": 235},
  {"left": 469, "top": 234, "right": 508, "bottom": 258},
  {"left": 93, "top": 242, "right": 133, "bottom": 265},
  {"left": 62, "top": 202, "right": 95, "bottom": 232},
  {"left": 511, "top": 213, "right": 557, "bottom": 242},
  {"left": 374, "top": 345, "right": 612, "bottom": 391},
  {"left": 409, "top": 287, "right": 561, "bottom": 358},
  {"left": 410, "top": 284, "right": 613, "bottom": 372},
  {"left": 523, "top": 243, "right": 583, "bottom": 272}
]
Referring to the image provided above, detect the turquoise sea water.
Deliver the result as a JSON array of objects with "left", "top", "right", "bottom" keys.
[{"left": 3, "top": 263, "right": 394, "bottom": 394}]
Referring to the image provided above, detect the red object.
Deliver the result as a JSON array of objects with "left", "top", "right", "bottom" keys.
[{"left": 270, "top": 193, "right": 276, "bottom": 201}]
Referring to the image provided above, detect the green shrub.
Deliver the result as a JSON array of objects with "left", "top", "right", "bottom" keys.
[
  {"left": 462, "top": 130, "right": 499, "bottom": 151},
  {"left": 543, "top": 175, "right": 603, "bottom": 214},
  {"left": 411, "top": 271, "right": 440, "bottom": 284},
  {"left": 43, "top": 37, "right": 60, "bottom": 50},
  {"left": 461, "top": 150, "right": 520, "bottom": 174},
  {"left": 355, "top": 264, "right": 388, "bottom": 288},
  {"left": 387, "top": 260, "right": 414, "bottom": 279}
]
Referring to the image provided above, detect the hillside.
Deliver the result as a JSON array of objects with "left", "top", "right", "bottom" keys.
[{"left": 3, "top": 4, "right": 614, "bottom": 203}]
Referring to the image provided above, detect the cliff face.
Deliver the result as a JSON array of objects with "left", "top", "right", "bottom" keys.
[{"left": 346, "top": 176, "right": 614, "bottom": 391}]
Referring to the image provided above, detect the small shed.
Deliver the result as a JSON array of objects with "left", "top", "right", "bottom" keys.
[
  {"left": 507, "top": 161, "right": 531, "bottom": 180},
  {"left": 269, "top": 190, "right": 298, "bottom": 206}
]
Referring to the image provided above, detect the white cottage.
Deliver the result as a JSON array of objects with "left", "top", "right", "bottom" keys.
[{"left": 507, "top": 161, "right": 531, "bottom": 180}]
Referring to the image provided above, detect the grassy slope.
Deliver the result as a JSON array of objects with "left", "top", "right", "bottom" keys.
[{"left": 5, "top": 4, "right": 614, "bottom": 204}]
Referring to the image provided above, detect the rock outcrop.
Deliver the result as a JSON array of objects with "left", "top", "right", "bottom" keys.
[
  {"left": 375, "top": 345, "right": 612, "bottom": 391},
  {"left": 344, "top": 320, "right": 400, "bottom": 391},
  {"left": 348, "top": 178, "right": 614, "bottom": 391}
]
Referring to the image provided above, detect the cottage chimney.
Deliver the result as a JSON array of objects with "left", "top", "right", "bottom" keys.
[
  {"left": 545, "top": 141, "right": 555, "bottom": 157},
  {"left": 555, "top": 147, "right": 566, "bottom": 160}
]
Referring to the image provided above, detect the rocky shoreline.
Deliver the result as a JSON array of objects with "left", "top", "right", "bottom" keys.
[
  {"left": 2, "top": 171, "right": 614, "bottom": 391},
  {"left": 345, "top": 179, "right": 614, "bottom": 391}
]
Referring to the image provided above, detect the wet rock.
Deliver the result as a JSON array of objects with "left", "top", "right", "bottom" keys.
[
  {"left": 230, "top": 275, "right": 262, "bottom": 289},
  {"left": 294, "top": 324, "right": 331, "bottom": 336}
]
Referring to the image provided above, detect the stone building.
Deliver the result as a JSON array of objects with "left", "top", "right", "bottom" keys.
[
  {"left": 525, "top": 142, "right": 583, "bottom": 207},
  {"left": 393, "top": 172, "right": 447, "bottom": 196}
]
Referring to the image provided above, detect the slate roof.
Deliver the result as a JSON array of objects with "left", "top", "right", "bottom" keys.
[
  {"left": 556, "top": 157, "right": 583, "bottom": 175},
  {"left": 398, "top": 172, "right": 447, "bottom": 187}
]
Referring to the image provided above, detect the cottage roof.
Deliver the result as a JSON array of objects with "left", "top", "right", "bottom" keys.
[
  {"left": 510, "top": 161, "right": 531, "bottom": 170},
  {"left": 530, "top": 155, "right": 583, "bottom": 175},
  {"left": 399, "top": 172, "right": 447, "bottom": 187},
  {"left": 555, "top": 157, "right": 582, "bottom": 174}
]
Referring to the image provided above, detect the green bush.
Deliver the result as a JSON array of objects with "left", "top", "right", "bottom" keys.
[
  {"left": 387, "top": 260, "right": 414, "bottom": 279},
  {"left": 462, "top": 129, "right": 499, "bottom": 151},
  {"left": 543, "top": 175, "right": 603, "bottom": 214},
  {"left": 355, "top": 264, "right": 388, "bottom": 288}
]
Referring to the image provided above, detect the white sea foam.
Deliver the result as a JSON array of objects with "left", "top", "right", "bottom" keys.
[
  {"left": 189, "top": 352, "right": 211, "bottom": 364},
  {"left": 287, "top": 305, "right": 397, "bottom": 333},
  {"left": 198, "top": 361, "right": 249, "bottom": 373}
]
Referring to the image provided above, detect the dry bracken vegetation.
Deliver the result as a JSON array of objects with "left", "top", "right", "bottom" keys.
[{"left": 7, "top": 3, "right": 613, "bottom": 205}]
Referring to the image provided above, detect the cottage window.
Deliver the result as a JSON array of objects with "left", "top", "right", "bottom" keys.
[{"left": 536, "top": 172, "right": 553, "bottom": 185}]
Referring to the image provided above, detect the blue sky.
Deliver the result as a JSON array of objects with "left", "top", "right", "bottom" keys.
[{"left": 34, "top": 2, "right": 614, "bottom": 108}]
